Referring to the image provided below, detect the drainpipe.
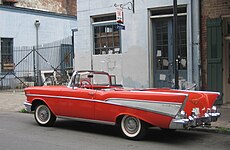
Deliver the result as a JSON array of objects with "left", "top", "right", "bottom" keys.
[
  {"left": 190, "top": 0, "right": 195, "bottom": 83},
  {"left": 190, "top": 0, "right": 201, "bottom": 90},
  {"left": 173, "top": 0, "right": 179, "bottom": 89},
  {"left": 72, "top": 28, "right": 78, "bottom": 70},
  {"left": 199, "top": 0, "right": 202, "bottom": 90},
  {"left": 34, "top": 19, "right": 40, "bottom": 86}
]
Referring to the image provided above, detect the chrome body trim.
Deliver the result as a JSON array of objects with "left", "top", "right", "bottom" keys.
[
  {"left": 130, "top": 90, "right": 189, "bottom": 96},
  {"left": 26, "top": 94, "right": 184, "bottom": 117},
  {"left": 179, "top": 94, "right": 189, "bottom": 112},
  {"left": 57, "top": 116, "right": 115, "bottom": 126},
  {"left": 106, "top": 98, "right": 182, "bottom": 105},
  {"left": 175, "top": 89, "right": 220, "bottom": 95},
  {"left": 26, "top": 93, "right": 93, "bottom": 102},
  {"left": 106, "top": 98, "right": 182, "bottom": 117},
  {"left": 24, "top": 102, "right": 32, "bottom": 112},
  {"left": 169, "top": 107, "right": 221, "bottom": 129}
]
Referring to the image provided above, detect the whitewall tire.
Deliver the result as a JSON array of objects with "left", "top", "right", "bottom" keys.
[
  {"left": 120, "top": 115, "right": 146, "bottom": 140},
  {"left": 34, "top": 104, "right": 56, "bottom": 127}
]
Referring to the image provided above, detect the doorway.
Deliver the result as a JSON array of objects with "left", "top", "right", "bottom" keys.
[{"left": 152, "top": 16, "right": 187, "bottom": 88}]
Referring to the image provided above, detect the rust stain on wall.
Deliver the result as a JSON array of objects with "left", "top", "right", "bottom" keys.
[{"left": 15, "top": 0, "right": 76, "bottom": 16}]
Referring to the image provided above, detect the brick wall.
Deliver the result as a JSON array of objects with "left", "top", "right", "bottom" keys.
[
  {"left": 15, "top": 0, "right": 76, "bottom": 16},
  {"left": 201, "top": 0, "right": 230, "bottom": 89}
]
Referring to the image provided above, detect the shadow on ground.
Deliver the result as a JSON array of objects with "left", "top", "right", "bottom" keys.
[{"left": 50, "top": 119, "right": 208, "bottom": 143}]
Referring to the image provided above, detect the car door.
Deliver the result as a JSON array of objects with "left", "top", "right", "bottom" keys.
[{"left": 56, "top": 87, "right": 95, "bottom": 120}]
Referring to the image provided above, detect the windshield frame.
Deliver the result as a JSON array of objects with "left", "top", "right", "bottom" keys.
[{"left": 68, "top": 70, "right": 112, "bottom": 89}]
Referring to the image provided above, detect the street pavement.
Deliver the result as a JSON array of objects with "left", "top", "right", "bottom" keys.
[
  {"left": 0, "top": 90, "right": 229, "bottom": 131},
  {"left": 1, "top": 112, "right": 229, "bottom": 150}
]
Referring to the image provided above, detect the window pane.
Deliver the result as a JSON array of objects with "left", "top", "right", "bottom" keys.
[
  {"left": 101, "top": 37, "right": 107, "bottom": 47},
  {"left": 114, "top": 36, "right": 119, "bottom": 47},
  {"left": 1, "top": 38, "right": 14, "bottom": 72},
  {"left": 95, "top": 38, "right": 101, "bottom": 48},
  {"left": 177, "top": 16, "right": 187, "bottom": 70},
  {"left": 93, "top": 23, "right": 121, "bottom": 55},
  {"left": 107, "top": 37, "right": 113, "bottom": 47},
  {"left": 105, "top": 25, "right": 113, "bottom": 33},
  {"left": 155, "top": 19, "right": 169, "bottom": 70},
  {"left": 94, "top": 27, "right": 100, "bottom": 38}
]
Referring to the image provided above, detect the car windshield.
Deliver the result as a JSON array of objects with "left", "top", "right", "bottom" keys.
[{"left": 70, "top": 71, "right": 110, "bottom": 87}]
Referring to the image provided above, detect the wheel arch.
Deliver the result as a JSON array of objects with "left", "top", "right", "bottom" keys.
[
  {"left": 31, "top": 99, "right": 54, "bottom": 115},
  {"left": 115, "top": 113, "right": 152, "bottom": 127}
]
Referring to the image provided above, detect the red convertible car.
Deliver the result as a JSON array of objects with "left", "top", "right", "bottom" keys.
[{"left": 24, "top": 70, "right": 220, "bottom": 140}]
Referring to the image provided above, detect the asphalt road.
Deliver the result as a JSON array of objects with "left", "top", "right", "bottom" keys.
[{"left": 0, "top": 112, "right": 229, "bottom": 150}]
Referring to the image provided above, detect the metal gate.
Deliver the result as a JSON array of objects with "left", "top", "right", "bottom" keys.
[{"left": 0, "top": 36, "right": 73, "bottom": 89}]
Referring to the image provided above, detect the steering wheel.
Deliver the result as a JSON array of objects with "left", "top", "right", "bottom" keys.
[{"left": 80, "top": 79, "right": 92, "bottom": 89}]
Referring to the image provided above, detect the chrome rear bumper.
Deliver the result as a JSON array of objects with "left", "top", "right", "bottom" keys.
[{"left": 169, "top": 106, "right": 221, "bottom": 129}]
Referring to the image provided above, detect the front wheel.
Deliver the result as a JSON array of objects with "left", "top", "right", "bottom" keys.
[
  {"left": 120, "top": 115, "right": 146, "bottom": 140},
  {"left": 34, "top": 104, "right": 56, "bottom": 127}
]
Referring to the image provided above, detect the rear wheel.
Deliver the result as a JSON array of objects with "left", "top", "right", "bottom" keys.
[
  {"left": 120, "top": 115, "right": 146, "bottom": 140},
  {"left": 34, "top": 104, "right": 56, "bottom": 127}
]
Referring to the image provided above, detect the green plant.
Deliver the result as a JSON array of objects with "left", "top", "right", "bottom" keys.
[
  {"left": 20, "top": 108, "right": 27, "bottom": 113},
  {"left": 217, "top": 127, "right": 230, "bottom": 133}
]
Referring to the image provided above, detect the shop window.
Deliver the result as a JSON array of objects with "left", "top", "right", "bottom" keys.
[{"left": 92, "top": 15, "right": 121, "bottom": 55}]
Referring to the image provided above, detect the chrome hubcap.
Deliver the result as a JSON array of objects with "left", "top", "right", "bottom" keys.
[
  {"left": 37, "top": 106, "right": 50, "bottom": 123},
  {"left": 124, "top": 117, "right": 139, "bottom": 134}
]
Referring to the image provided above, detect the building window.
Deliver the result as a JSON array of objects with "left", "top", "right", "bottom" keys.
[
  {"left": 177, "top": 16, "right": 187, "bottom": 70},
  {"left": 92, "top": 15, "right": 121, "bottom": 55},
  {"left": 1, "top": 38, "right": 14, "bottom": 73}
]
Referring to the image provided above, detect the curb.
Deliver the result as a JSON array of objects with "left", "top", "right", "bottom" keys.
[{"left": 190, "top": 126, "right": 230, "bottom": 134}]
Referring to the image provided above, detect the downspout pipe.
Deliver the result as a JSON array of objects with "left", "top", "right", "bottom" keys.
[
  {"left": 191, "top": 0, "right": 201, "bottom": 90},
  {"left": 191, "top": 0, "right": 194, "bottom": 84}
]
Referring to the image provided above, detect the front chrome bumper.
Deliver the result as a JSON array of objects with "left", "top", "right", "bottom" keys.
[
  {"left": 169, "top": 106, "right": 221, "bottom": 129},
  {"left": 24, "top": 102, "right": 32, "bottom": 112}
]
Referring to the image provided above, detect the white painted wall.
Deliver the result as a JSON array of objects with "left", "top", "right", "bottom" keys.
[
  {"left": 0, "top": 6, "right": 77, "bottom": 47},
  {"left": 75, "top": 0, "right": 199, "bottom": 88}
]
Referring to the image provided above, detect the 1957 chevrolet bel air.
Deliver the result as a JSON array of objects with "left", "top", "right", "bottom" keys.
[{"left": 24, "top": 70, "right": 221, "bottom": 140}]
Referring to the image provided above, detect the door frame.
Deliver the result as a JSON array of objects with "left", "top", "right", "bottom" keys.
[
  {"left": 223, "top": 17, "right": 230, "bottom": 104},
  {"left": 150, "top": 15, "right": 188, "bottom": 89},
  {"left": 148, "top": 6, "right": 189, "bottom": 89}
]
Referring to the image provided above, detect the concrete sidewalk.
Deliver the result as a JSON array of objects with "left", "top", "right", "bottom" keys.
[
  {"left": 0, "top": 90, "right": 229, "bottom": 132},
  {"left": 0, "top": 90, "right": 25, "bottom": 112}
]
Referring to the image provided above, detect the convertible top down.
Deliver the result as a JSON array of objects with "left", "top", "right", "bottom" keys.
[{"left": 24, "top": 70, "right": 220, "bottom": 140}]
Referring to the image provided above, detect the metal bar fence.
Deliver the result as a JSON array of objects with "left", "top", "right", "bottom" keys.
[{"left": 0, "top": 36, "right": 73, "bottom": 90}]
